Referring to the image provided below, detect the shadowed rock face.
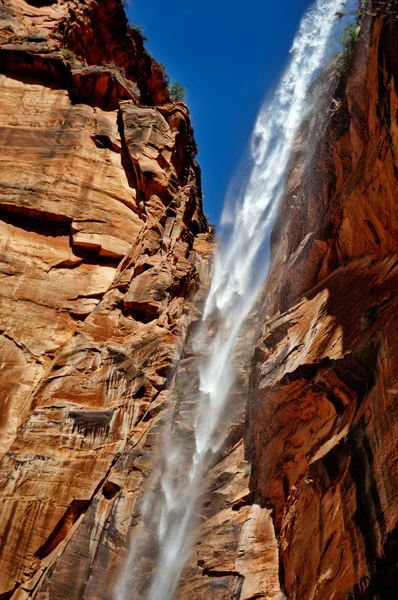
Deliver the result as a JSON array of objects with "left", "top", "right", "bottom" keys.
[
  {"left": 172, "top": 4, "right": 398, "bottom": 600},
  {"left": 245, "top": 5, "right": 398, "bottom": 600},
  {"left": 0, "top": 1, "right": 212, "bottom": 597},
  {"left": 1, "top": 1, "right": 398, "bottom": 600}
]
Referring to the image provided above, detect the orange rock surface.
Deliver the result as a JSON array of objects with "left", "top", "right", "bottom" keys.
[
  {"left": 172, "top": 4, "right": 398, "bottom": 599},
  {"left": 246, "top": 7, "right": 398, "bottom": 599},
  {"left": 0, "top": 1, "right": 211, "bottom": 597},
  {"left": 1, "top": 1, "right": 398, "bottom": 599}
]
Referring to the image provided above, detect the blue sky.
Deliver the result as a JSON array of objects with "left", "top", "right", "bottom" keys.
[{"left": 127, "top": 0, "right": 315, "bottom": 224}]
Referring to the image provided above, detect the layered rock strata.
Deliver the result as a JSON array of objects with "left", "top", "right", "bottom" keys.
[
  {"left": 247, "top": 4, "right": 398, "bottom": 599},
  {"left": 1, "top": 1, "right": 398, "bottom": 600},
  {"left": 0, "top": 1, "right": 211, "bottom": 597},
  {"left": 172, "top": 3, "right": 398, "bottom": 600}
]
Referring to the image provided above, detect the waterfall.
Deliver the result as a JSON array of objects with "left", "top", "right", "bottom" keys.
[{"left": 116, "top": 0, "right": 347, "bottom": 598}]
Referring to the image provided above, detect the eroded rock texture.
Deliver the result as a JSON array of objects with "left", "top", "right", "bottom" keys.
[
  {"left": 246, "top": 5, "right": 398, "bottom": 600},
  {"left": 1, "top": 1, "right": 398, "bottom": 600},
  {"left": 173, "top": 4, "right": 398, "bottom": 600},
  {"left": 0, "top": 1, "right": 211, "bottom": 597}
]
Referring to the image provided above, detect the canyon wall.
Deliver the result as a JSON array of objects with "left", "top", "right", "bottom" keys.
[
  {"left": 0, "top": 1, "right": 397, "bottom": 600},
  {"left": 174, "top": 3, "right": 398, "bottom": 600},
  {"left": 248, "top": 5, "right": 398, "bottom": 598},
  {"left": 0, "top": 1, "right": 212, "bottom": 597}
]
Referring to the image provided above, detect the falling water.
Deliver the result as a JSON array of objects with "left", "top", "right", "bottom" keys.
[{"left": 116, "top": 0, "right": 347, "bottom": 598}]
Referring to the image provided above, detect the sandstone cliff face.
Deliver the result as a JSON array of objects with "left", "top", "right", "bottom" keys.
[
  {"left": 0, "top": 1, "right": 212, "bottom": 597},
  {"left": 1, "top": 1, "right": 398, "bottom": 600},
  {"left": 171, "top": 4, "right": 398, "bottom": 600},
  {"left": 247, "top": 6, "right": 398, "bottom": 599}
]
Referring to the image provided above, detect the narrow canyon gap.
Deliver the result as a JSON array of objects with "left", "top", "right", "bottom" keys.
[
  {"left": 116, "top": 1, "right": 352, "bottom": 599},
  {"left": 0, "top": 2, "right": 397, "bottom": 600}
]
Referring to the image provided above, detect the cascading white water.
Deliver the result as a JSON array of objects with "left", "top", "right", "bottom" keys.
[{"left": 116, "top": 1, "right": 347, "bottom": 598}]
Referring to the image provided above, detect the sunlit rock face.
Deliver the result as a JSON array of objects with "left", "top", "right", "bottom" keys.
[
  {"left": 1, "top": 1, "right": 398, "bottom": 600},
  {"left": 247, "top": 6, "right": 398, "bottom": 600},
  {"left": 0, "top": 1, "right": 211, "bottom": 597}
]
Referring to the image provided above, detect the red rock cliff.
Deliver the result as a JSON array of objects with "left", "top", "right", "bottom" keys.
[
  {"left": 246, "top": 4, "right": 398, "bottom": 599},
  {"left": 1, "top": 1, "right": 398, "bottom": 600},
  {"left": 0, "top": 1, "right": 212, "bottom": 597},
  {"left": 170, "top": 3, "right": 398, "bottom": 600}
]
